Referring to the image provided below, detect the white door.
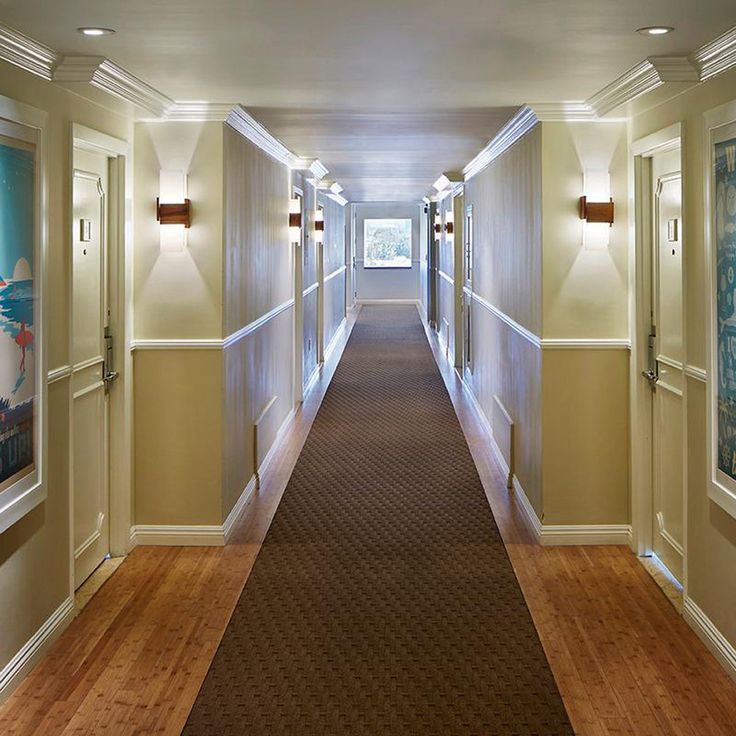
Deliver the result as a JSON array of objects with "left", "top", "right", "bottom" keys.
[
  {"left": 72, "top": 149, "right": 111, "bottom": 589},
  {"left": 646, "top": 148, "right": 684, "bottom": 583},
  {"left": 462, "top": 204, "right": 473, "bottom": 378}
]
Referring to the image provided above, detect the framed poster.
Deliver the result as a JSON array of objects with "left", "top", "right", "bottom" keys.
[
  {"left": 0, "top": 100, "right": 46, "bottom": 535},
  {"left": 707, "top": 100, "right": 736, "bottom": 520}
]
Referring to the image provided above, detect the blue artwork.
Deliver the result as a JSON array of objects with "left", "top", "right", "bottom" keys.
[
  {"left": 0, "top": 140, "right": 35, "bottom": 488},
  {"left": 716, "top": 137, "right": 736, "bottom": 480}
]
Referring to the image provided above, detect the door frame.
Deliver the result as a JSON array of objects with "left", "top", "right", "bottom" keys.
[
  {"left": 291, "top": 184, "right": 304, "bottom": 406},
  {"left": 630, "top": 122, "right": 686, "bottom": 587},
  {"left": 69, "top": 124, "right": 132, "bottom": 597}
]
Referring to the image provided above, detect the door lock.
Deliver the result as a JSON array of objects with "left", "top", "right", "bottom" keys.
[{"left": 642, "top": 369, "right": 658, "bottom": 384}]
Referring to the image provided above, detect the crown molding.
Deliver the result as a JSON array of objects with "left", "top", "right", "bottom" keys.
[
  {"left": 0, "top": 23, "right": 59, "bottom": 81},
  {"left": 326, "top": 192, "right": 348, "bottom": 206},
  {"left": 463, "top": 105, "right": 538, "bottom": 181},
  {"left": 53, "top": 55, "right": 172, "bottom": 117},
  {"left": 648, "top": 55, "right": 700, "bottom": 82},
  {"left": 163, "top": 101, "right": 235, "bottom": 121},
  {"left": 528, "top": 101, "right": 597, "bottom": 121},
  {"left": 692, "top": 26, "right": 736, "bottom": 80},
  {"left": 309, "top": 159, "right": 329, "bottom": 180},
  {"left": 225, "top": 104, "right": 295, "bottom": 166},
  {"left": 587, "top": 60, "right": 661, "bottom": 117}
]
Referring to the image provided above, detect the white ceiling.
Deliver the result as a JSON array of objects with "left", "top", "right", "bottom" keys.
[{"left": 2, "top": 0, "right": 735, "bottom": 200}]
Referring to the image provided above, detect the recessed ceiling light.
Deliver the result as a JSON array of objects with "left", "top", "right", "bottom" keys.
[
  {"left": 636, "top": 26, "right": 674, "bottom": 36},
  {"left": 77, "top": 27, "right": 116, "bottom": 37}
]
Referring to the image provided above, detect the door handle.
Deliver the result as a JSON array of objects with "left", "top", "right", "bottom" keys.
[
  {"left": 103, "top": 370, "right": 119, "bottom": 389},
  {"left": 642, "top": 369, "right": 658, "bottom": 384}
]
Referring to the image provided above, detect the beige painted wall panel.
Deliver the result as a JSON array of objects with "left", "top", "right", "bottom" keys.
[
  {"left": 466, "top": 126, "right": 542, "bottom": 336},
  {"left": 541, "top": 349, "right": 630, "bottom": 525},
  {"left": 223, "top": 125, "right": 292, "bottom": 334},
  {"left": 541, "top": 122, "right": 629, "bottom": 339},
  {"left": 134, "top": 350, "right": 222, "bottom": 526},
  {"left": 134, "top": 122, "right": 223, "bottom": 340},
  {"left": 222, "top": 308, "right": 294, "bottom": 518},
  {"left": 319, "top": 192, "right": 346, "bottom": 276},
  {"left": 468, "top": 305, "right": 542, "bottom": 515},
  {"left": 0, "top": 381, "right": 70, "bottom": 667},
  {"left": 631, "top": 68, "right": 736, "bottom": 657},
  {"left": 0, "top": 62, "right": 132, "bottom": 679}
]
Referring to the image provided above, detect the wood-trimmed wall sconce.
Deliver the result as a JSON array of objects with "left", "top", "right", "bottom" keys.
[
  {"left": 314, "top": 206, "right": 324, "bottom": 244},
  {"left": 156, "top": 197, "right": 191, "bottom": 228},
  {"left": 578, "top": 196, "right": 614, "bottom": 225},
  {"left": 444, "top": 220, "right": 454, "bottom": 235},
  {"left": 289, "top": 197, "right": 302, "bottom": 243}
]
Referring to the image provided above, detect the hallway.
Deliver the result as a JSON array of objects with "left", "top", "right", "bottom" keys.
[{"left": 1, "top": 306, "right": 735, "bottom": 735}]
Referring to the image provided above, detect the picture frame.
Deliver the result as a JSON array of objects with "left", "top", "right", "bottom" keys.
[
  {"left": 0, "top": 95, "right": 47, "bottom": 535},
  {"left": 706, "top": 98, "right": 736, "bottom": 521}
]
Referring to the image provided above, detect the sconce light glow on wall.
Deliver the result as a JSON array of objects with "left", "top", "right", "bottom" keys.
[
  {"left": 157, "top": 170, "right": 190, "bottom": 253},
  {"left": 289, "top": 198, "right": 302, "bottom": 244},
  {"left": 444, "top": 209, "right": 454, "bottom": 236},
  {"left": 434, "top": 212, "right": 442, "bottom": 241},
  {"left": 579, "top": 169, "right": 614, "bottom": 250},
  {"left": 314, "top": 207, "right": 324, "bottom": 244}
]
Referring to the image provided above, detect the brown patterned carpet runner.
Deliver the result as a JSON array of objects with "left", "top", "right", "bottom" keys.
[{"left": 183, "top": 305, "right": 573, "bottom": 735}]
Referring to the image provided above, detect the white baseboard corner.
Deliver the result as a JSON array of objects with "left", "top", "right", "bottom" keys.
[
  {"left": 0, "top": 596, "right": 75, "bottom": 702},
  {"left": 684, "top": 597, "right": 736, "bottom": 683}
]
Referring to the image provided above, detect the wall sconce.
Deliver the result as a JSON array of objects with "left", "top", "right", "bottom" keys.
[
  {"left": 289, "top": 197, "right": 302, "bottom": 244},
  {"left": 579, "top": 169, "right": 613, "bottom": 249},
  {"left": 314, "top": 207, "right": 324, "bottom": 244},
  {"left": 158, "top": 170, "right": 190, "bottom": 252},
  {"left": 434, "top": 212, "right": 442, "bottom": 241},
  {"left": 444, "top": 209, "right": 454, "bottom": 235}
]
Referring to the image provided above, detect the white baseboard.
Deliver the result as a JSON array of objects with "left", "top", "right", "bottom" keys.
[
  {"left": 684, "top": 597, "right": 736, "bottom": 683},
  {"left": 324, "top": 317, "right": 348, "bottom": 364},
  {"left": 0, "top": 596, "right": 75, "bottom": 702},
  {"left": 451, "top": 352, "right": 632, "bottom": 546},
  {"left": 130, "top": 524, "right": 226, "bottom": 546}
]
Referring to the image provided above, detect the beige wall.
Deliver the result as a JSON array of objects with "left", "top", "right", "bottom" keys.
[
  {"left": 132, "top": 121, "right": 225, "bottom": 527},
  {"left": 630, "top": 68, "right": 736, "bottom": 653},
  {"left": 0, "top": 62, "right": 132, "bottom": 679},
  {"left": 541, "top": 121, "right": 629, "bottom": 339},
  {"left": 538, "top": 121, "right": 630, "bottom": 527},
  {"left": 464, "top": 127, "right": 544, "bottom": 514},
  {"left": 542, "top": 349, "right": 629, "bottom": 525}
]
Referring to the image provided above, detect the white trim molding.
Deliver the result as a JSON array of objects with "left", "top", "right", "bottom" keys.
[
  {"left": 540, "top": 338, "right": 631, "bottom": 350},
  {"left": 587, "top": 60, "right": 662, "bottom": 118},
  {"left": 223, "top": 297, "right": 295, "bottom": 349},
  {"left": 692, "top": 26, "right": 736, "bottom": 81},
  {"left": 324, "top": 265, "right": 347, "bottom": 284},
  {"left": 469, "top": 291, "right": 541, "bottom": 348},
  {"left": 54, "top": 56, "right": 172, "bottom": 118},
  {"left": 130, "top": 524, "right": 226, "bottom": 547},
  {"left": 463, "top": 105, "right": 538, "bottom": 180},
  {"left": 163, "top": 102, "right": 235, "bottom": 122},
  {"left": 0, "top": 23, "right": 58, "bottom": 80},
  {"left": 0, "top": 597, "right": 75, "bottom": 701},
  {"left": 132, "top": 338, "right": 224, "bottom": 351},
  {"left": 47, "top": 365, "right": 72, "bottom": 383},
  {"left": 684, "top": 364, "right": 707, "bottom": 382},
  {"left": 529, "top": 102, "right": 597, "bottom": 121},
  {"left": 684, "top": 597, "right": 736, "bottom": 682},
  {"left": 226, "top": 105, "right": 293, "bottom": 167}
]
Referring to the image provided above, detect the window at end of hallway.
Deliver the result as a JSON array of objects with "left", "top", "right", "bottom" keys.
[{"left": 364, "top": 219, "right": 412, "bottom": 268}]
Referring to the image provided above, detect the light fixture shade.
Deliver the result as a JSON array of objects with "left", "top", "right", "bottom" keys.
[
  {"left": 158, "top": 170, "right": 188, "bottom": 252},
  {"left": 580, "top": 169, "right": 613, "bottom": 249},
  {"left": 289, "top": 197, "right": 302, "bottom": 243},
  {"left": 329, "top": 182, "right": 343, "bottom": 195},
  {"left": 314, "top": 208, "right": 324, "bottom": 244}
]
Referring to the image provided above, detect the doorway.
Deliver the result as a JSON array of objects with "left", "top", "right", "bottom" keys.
[
  {"left": 632, "top": 124, "right": 685, "bottom": 588},
  {"left": 72, "top": 148, "right": 112, "bottom": 588},
  {"left": 70, "top": 124, "right": 131, "bottom": 593},
  {"left": 462, "top": 203, "right": 473, "bottom": 379},
  {"left": 292, "top": 185, "right": 304, "bottom": 405}
]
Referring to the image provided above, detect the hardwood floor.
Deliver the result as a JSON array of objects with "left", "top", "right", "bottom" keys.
[{"left": 1, "top": 304, "right": 736, "bottom": 735}]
